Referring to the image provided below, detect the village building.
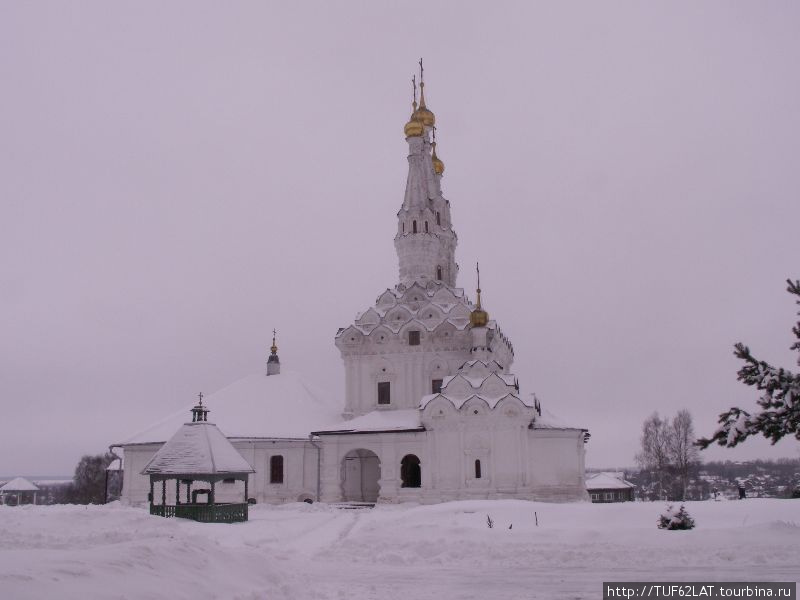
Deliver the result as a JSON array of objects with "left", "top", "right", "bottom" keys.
[
  {"left": 585, "top": 472, "right": 636, "bottom": 502},
  {"left": 116, "top": 69, "right": 590, "bottom": 506}
]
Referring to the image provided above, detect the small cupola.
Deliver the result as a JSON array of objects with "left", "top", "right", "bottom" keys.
[
  {"left": 432, "top": 128, "right": 445, "bottom": 175},
  {"left": 191, "top": 392, "right": 209, "bottom": 422},
  {"left": 267, "top": 329, "right": 281, "bottom": 376},
  {"left": 469, "top": 263, "right": 489, "bottom": 328}
]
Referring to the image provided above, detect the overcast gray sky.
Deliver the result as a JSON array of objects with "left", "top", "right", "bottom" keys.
[{"left": 2, "top": 2, "right": 799, "bottom": 476}]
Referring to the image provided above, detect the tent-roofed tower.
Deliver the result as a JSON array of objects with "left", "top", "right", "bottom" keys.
[
  {"left": 335, "top": 63, "right": 514, "bottom": 419},
  {"left": 395, "top": 59, "right": 458, "bottom": 287}
]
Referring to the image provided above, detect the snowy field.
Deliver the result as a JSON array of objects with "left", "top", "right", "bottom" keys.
[{"left": 2, "top": 499, "right": 798, "bottom": 600}]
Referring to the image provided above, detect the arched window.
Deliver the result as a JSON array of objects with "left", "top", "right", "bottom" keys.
[
  {"left": 436, "top": 266, "right": 442, "bottom": 281},
  {"left": 270, "top": 455, "right": 284, "bottom": 484},
  {"left": 474, "top": 459, "right": 482, "bottom": 479},
  {"left": 401, "top": 454, "right": 421, "bottom": 488},
  {"left": 412, "top": 220, "right": 417, "bottom": 233},
  {"left": 424, "top": 221, "right": 429, "bottom": 233},
  {"left": 436, "top": 211, "right": 441, "bottom": 226}
]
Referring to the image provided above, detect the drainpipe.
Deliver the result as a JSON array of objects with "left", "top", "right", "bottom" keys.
[
  {"left": 308, "top": 434, "right": 322, "bottom": 502},
  {"left": 107, "top": 444, "right": 123, "bottom": 503}
]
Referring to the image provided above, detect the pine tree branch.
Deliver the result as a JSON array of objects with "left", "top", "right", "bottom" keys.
[{"left": 697, "top": 278, "right": 800, "bottom": 449}]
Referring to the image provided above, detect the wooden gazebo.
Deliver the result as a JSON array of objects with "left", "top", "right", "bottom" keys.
[
  {"left": 142, "top": 395, "right": 255, "bottom": 523},
  {"left": 0, "top": 477, "right": 39, "bottom": 505}
]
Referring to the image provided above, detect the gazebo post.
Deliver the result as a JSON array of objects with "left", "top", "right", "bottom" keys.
[
  {"left": 186, "top": 480, "right": 191, "bottom": 504},
  {"left": 244, "top": 475, "right": 249, "bottom": 504},
  {"left": 210, "top": 480, "right": 215, "bottom": 505},
  {"left": 175, "top": 479, "right": 180, "bottom": 505},
  {"left": 161, "top": 480, "right": 166, "bottom": 506}
]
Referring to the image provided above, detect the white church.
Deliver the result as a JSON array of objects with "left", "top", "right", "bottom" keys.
[{"left": 117, "top": 70, "right": 590, "bottom": 506}]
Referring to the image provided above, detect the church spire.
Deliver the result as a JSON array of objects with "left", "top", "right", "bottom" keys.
[
  {"left": 395, "top": 61, "right": 459, "bottom": 288},
  {"left": 267, "top": 329, "right": 280, "bottom": 376}
]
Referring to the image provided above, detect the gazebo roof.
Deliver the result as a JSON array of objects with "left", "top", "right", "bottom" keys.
[
  {"left": 0, "top": 477, "right": 40, "bottom": 492},
  {"left": 142, "top": 421, "right": 255, "bottom": 476}
]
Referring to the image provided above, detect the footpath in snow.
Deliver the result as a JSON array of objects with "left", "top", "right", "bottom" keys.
[{"left": 1, "top": 499, "right": 798, "bottom": 600}]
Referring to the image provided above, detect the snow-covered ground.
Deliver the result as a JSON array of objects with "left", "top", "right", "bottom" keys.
[{"left": 2, "top": 499, "right": 798, "bottom": 599}]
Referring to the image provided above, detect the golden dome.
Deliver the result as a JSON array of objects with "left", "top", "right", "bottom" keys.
[
  {"left": 404, "top": 97, "right": 424, "bottom": 137},
  {"left": 470, "top": 264, "right": 488, "bottom": 327},
  {"left": 470, "top": 305, "right": 489, "bottom": 328},
  {"left": 413, "top": 82, "right": 435, "bottom": 127},
  {"left": 404, "top": 116, "right": 424, "bottom": 137},
  {"left": 432, "top": 141, "right": 445, "bottom": 175}
]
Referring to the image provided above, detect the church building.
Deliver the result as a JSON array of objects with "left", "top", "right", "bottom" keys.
[{"left": 117, "top": 69, "right": 589, "bottom": 505}]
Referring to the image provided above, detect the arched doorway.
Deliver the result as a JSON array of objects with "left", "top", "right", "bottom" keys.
[
  {"left": 400, "top": 454, "right": 421, "bottom": 488},
  {"left": 341, "top": 449, "right": 381, "bottom": 502}
]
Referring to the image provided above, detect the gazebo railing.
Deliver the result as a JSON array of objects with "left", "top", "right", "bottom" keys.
[{"left": 150, "top": 502, "right": 248, "bottom": 523}]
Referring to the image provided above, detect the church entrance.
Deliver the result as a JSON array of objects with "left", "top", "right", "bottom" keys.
[{"left": 341, "top": 449, "right": 381, "bottom": 502}]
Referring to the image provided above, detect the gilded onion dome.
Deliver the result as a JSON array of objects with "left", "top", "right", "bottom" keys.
[
  {"left": 404, "top": 101, "right": 424, "bottom": 137},
  {"left": 470, "top": 299, "right": 489, "bottom": 328},
  {"left": 470, "top": 264, "right": 489, "bottom": 327},
  {"left": 431, "top": 141, "right": 444, "bottom": 175}
]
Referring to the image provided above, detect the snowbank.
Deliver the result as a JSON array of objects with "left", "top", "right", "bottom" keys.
[{"left": 1, "top": 499, "right": 798, "bottom": 599}]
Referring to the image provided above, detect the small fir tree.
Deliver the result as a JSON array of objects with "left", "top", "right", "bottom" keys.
[{"left": 657, "top": 504, "right": 695, "bottom": 530}]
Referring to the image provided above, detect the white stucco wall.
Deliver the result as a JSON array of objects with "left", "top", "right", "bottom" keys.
[{"left": 119, "top": 439, "right": 320, "bottom": 506}]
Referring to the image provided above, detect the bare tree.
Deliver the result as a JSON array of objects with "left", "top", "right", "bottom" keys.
[
  {"left": 669, "top": 410, "right": 700, "bottom": 500},
  {"left": 635, "top": 412, "right": 671, "bottom": 499}
]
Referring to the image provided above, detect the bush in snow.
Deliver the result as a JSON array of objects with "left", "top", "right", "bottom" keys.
[{"left": 658, "top": 504, "right": 695, "bottom": 530}]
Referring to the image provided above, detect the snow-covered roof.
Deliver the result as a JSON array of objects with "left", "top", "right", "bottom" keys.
[
  {"left": 313, "top": 409, "right": 423, "bottom": 435},
  {"left": 142, "top": 422, "right": 255, "bottom": 475},
  {"left": 585, "top": 472, "right": 635, "bottom": 490},
  {"left": 121, "top": 371, "right": 343, "bottom": 445},
  {"left": 0, "top": 477, "right": 40, "bottom": 492},
  {"left": 532, "top": 407, "right": 576, "bottom": 429}
]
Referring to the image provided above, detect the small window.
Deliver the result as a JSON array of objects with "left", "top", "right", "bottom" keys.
[
  {"left": 474, "top": 459, "right": 482, "bottom": 479},
  {"left": 378, "top": 381, "right": 391, "bottom": 405},
  {"left": 432, "top": 379, "right": 443, "bottom": 394},
  {"left": 402, "top": 222, "right": 405, "bottom": 233},
  {"left": 436, "top": 266, "right": 442, "bottom": 281},
  {"left": 270, "top": 455, "right": 284, "bottom": 484},
  {"left": 413, "top": 220, "right": 417, "bottom": 233},
  {"left": 436, "top": 211, "right": 441, "bottom": 226},
  {"left": 424, "top": 221, "right": 429, "bottom": 233},
  {"left": 408, "top": 330, "right": 420, "bottom": 346}
]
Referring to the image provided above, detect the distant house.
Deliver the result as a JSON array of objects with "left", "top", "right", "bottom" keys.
[{"left": 586, "top": 472, "right": 635, "bottom": 503}]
